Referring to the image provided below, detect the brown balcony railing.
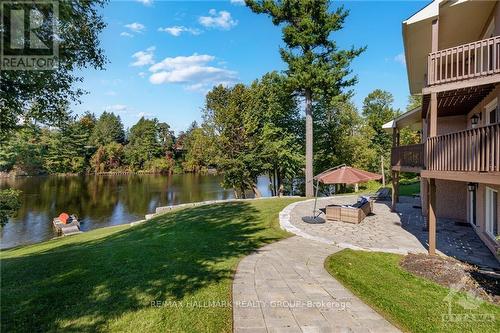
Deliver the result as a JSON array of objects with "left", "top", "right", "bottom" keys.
[
  {"left": 391, "top": 144, "right": 425, "bottom": 170},
  {"left": 428, "top": 36, "right": 500, "bottom": 86},
  {"left": 426, "top": 123, "right": 500, "bottom": 172}
]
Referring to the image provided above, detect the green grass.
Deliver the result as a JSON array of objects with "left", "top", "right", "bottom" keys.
[
  {"left": 398, "top": 182, "right": 420, "bottom": 196},
  {"left": 1, "top": 198, "right": 301, "bottom": 332},
  {"left": 325, "top": 250, "right": 500, "bottom": 333}
]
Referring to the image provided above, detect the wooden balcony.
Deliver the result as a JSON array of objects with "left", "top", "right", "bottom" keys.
[
  {"left": 391, "top": 124, "right": 500, "bottom": 183},
  {"left": 391, "top": 144, "right": 425, "bottom": 172},
  {"left": 426, "top": 36, "right": 500, "bottom": 93},
  {"left": 426, "top": 123, "right": 500, "bottom": 173}
]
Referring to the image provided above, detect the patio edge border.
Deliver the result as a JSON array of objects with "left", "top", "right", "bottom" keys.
[{"left": 278, "top": 198, "right": 418, "bottom": 256}]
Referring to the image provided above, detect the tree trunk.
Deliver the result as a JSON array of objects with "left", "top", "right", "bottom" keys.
[
  {"left": 252, "top": 183, "right": 262, "bottom": 198},
  {"left": 305, "top": 88, "right": 314, "bottom": 197},
  {"left": 274, "top": 167, "right": 278, "bottom": 197},
  {"left": 268, "top": 174, "right": 275, "bottom": 196}
]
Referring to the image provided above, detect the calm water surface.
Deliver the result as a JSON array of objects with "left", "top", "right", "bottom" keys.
[{"left": 0, "top": 174, "right": 272, "bottom": 249}]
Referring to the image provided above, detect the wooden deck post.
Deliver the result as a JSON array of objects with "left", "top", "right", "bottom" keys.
[
  {"left": 429, "top": 93, "right": 438, "bottom": 137},
  {"left": 428, "top": 178, "right": 437, "bottom": 255},
  {"left": 429, "top": 18, "right": 438, "bottom": 138},
  {"left": 391, "top": 171, "right": 399, "bottom": 212}
]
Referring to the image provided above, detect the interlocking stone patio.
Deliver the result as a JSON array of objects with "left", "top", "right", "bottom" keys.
[
  {"left": 232, "top": 196, "right": 499, "bottom": 332},
  {"left": 232, "top": 236, "right": 400, "bottom": 333},
  {"left": 285, "top": 196, "right": 499, "bottom": 269}
]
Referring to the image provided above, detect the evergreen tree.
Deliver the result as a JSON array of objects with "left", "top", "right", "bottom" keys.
[
  {"left": 245, "top": 0, "right": 365, "bottom": 196},
  {"left": 90, "top": 112, "right": 125, "bottom": 146}
]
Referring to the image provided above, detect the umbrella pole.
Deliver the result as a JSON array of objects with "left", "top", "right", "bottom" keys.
[{"left": 313, "top": 179, "right": 320, "bottom": 217}]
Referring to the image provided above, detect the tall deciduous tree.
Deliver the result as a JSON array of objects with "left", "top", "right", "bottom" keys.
[
  {"left": 251, "top": 72, "right": 303, "bottom": 196},
  {"left": 245, "top": 0, "right": 364, "bottom": 196},
  {"left": 182, "top": 122, "right": 216, "bottom": 172},
  {"left": 0, "top": 1, "right": 108, "bottom": 139},
  {"left": 314, "top": 99, "right": 374, "bottom": 173},
  {"left": 407, "top": 94, "right": 422, "bottom": 111},
  {"left": 204, "top": 84, "right": 263, "bottom": 198},
  {"left": 362, "top": 89, "right": 398, "bottom": 174}
]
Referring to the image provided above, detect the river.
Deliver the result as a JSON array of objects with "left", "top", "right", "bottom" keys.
[{"left": 0, "top": 174, "right": 272, "bottom": 249}]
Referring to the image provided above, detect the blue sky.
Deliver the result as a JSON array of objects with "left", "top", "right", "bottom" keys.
[{"left": 74, "top": 0, "right": 427, "bottom": 133}]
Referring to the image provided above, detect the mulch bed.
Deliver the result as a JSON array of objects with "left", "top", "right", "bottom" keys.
[{"left": 400, "top": 253, "right": 500, "bottom": 305}]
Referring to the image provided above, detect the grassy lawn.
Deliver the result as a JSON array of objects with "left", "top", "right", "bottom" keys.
[
  {"left": 398, "top": 182, "right": 420, "bottom": 196},
  {"left": 325, "top": 250, "right": 500, "bottom": 333},
  {"left": 1, "top": 198, "right": 301, "bottom": 332}
]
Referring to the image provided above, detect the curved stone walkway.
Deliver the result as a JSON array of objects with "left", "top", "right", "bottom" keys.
[{"left": 232, "top": 236, "right": 400, "bottom": 333}]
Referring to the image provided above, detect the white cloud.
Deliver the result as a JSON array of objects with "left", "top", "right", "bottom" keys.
[
  {"left": 105, "top": 90, "right": 117, "bottom": 96},
  {"left": 138, "top": 72, "right": 147, "bottom": 78},
  {"left": 158, "top": 26, "right": 201, "bottom": 37},
  {"left": 199, "top": 9, "right": 237, "bottom": 30},
  {"left": 136, "top": 0, "right": 153, "bottom": 6},
  {"left": 230, "top": 0, "right": 245, "bottom": 5},
  {"left": 120, "top": 32, "right": 134, "bottom": 38},
  {"left": 150, "top": 54, "right": 214, "bottom": 72},
  {"left": 147, "top": 53, "right": 238, "bottom": 92},
  {"left": 137, "top": 112, "right": 153, "bottom": 118},
  {"left": 105, "top": 104, "right": 128, "bottom": 113},
  {"left": 125, "top": 22, "right": 145, "bottom": 33},
  {"left": 394, "top": 52, "right": 406, "bottom": 65},
  {"left": 131, "top": 46, "right": 155, "bottom": 67}
]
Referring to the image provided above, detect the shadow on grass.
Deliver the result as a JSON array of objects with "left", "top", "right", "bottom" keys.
[{"left": 1, "top": 201, "right": 280, "bottom": 332}]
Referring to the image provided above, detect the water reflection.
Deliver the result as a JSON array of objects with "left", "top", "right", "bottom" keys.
[{"left": 0, "top": 174, "right": 271, "bottom": 249}]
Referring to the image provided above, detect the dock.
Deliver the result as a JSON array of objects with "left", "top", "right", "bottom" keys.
[{"left": 53, "top": 217, "right": 82, "bottom": 236}]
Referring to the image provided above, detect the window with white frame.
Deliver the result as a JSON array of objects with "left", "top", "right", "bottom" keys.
[
  {"left": 485, "top": 98, "right": 498, "bottom": 125},
  {"left": 485, "top": 187, "right": 498, "bottom": 240}
]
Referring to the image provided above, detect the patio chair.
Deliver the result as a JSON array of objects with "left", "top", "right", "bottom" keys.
[{"left": 369, "top": 188, "right": 391, "bottom": 201}]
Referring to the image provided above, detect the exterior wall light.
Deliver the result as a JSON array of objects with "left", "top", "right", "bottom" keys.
[
  {"left": 467, "top": 182, "right": 478, "bottom": 192},
  {"left": 471, "top": 114, "right": 480, "bottom": 125}
]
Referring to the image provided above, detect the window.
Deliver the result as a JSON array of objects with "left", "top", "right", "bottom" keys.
[
  {"left": 485, "top": 187, "right": 498, "bottom": 240},
  {"left": 489, "top": 107, "right": 498, "bottom": 124},
  {"left": 485, "top": 98, "right": 498, "bottom": 125}
]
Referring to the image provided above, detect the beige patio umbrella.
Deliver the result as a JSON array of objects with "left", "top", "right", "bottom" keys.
[{"left": 303, "top": 164, "right": 382, "bottom": 223}]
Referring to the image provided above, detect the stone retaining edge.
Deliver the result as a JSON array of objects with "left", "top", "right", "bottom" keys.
[{"left": 147, "top": 196, "right": 303, "bottom": 220}]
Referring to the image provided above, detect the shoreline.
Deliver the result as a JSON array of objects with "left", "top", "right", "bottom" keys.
[
  {"left": 0, "top": 170, "right": 218, "bottom": 178},
  {"left": 0, "top": 196, "right": 304, "bottom": 251}
]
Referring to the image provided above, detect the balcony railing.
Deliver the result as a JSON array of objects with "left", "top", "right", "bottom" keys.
[
  {"left": 426, "top": 123, "right": 500, "bottom": 172},
  {"left": 391, "top": 144, "right": 425, "bottom": 170},
  {"left": 428, "top": 36, "right": 500, "bottom": 86}
]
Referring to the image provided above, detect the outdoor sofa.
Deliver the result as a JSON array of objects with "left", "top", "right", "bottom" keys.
[{"left": 325, "top": 197, "right": 373, "bottom": 224}]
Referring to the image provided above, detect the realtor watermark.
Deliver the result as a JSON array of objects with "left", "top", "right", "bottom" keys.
[
  {"left": 441, "top": 277, "right": 495, "bottom": 323},
  {"left": 151, "top": 299, "right": 351, "bottom": 311},
  {"left": 1, "top": 0, "right": 59, "bottom": 70}
]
